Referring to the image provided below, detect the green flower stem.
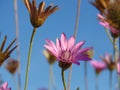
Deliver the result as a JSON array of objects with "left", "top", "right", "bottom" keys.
[
  {"left": 12, "top": 75, "right": 18, "bottom": 90},
  {"left": 109, "top": 71, "right": 112, "bottom": 90},
  {"left": 105, "top": 28, "right": 119, "bottom": 52},
  {"left": 49, "top": 65, "right": 57, "bottom": 90},
  {"left": 118, "top": 37, "right": 120, "bottom": 90},
  {"left": 118, "top": 76, "right": 120, "bottom": 90},
  {"left": 62, "top": 69, "right": 66, "bottom": 90},
  {"left": 95, "top": 74, "right": 98, "bottom": 90},
  {"left": 14, "top": 0, "right": 21, "bottom": 89},
  {"left": 84, "top": 62, "right": 88, "bottom": 90},
  {"left": 24, "top": 27, "right": 37, "bottom": 90}
]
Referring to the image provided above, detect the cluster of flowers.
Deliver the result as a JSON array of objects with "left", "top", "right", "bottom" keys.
[
  {"left": 90, "top": 0, "right": 120, "bottom": 75},
  {"left": 0, "top": 0, "right": 120, "bottom": 90}
]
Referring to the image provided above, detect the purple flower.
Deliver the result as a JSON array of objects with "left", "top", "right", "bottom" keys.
[
  {"left": 44, "top": 33, "right": 92, "bottom": 66},
  {"left": 100, "top": 53, "right": 115, "bottom": 71},
  {"left": 0, "top": 82, "right": 11, "bottom": 90},
  {"left": 90, "top": 60, "right": 106, "bottom": 74}
]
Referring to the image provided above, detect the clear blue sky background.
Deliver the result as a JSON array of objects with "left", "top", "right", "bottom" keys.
[{"left": 0, "top": 0, "right": 117, "bottom": 90}]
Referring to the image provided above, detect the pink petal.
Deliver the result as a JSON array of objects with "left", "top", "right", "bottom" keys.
[
  {"left": 72, "top": 61, "right": 80, "bottom": 65},
  {"left": 75, "top": 54, "right": 91, "bottom": 61},
  {"left": 117, "top": 63, "right": 120, "bottom": 75},
  {"left": 60, "top": 33, "right": 67, "bottom": 50},
  {"left": 67, "top": 36, "right": 75, "bottom": 50},
  {"left": 2, "top": 82, "right": 8, "bottom": 89},
  {"left": 45, "top": 39, "right": 58, "bottom": 53},
  {"left": 56, "top": 38, "right": 62, "bottom": 53},
  {"left": 71, "top": 41, "right": 85, "bottom": 54},
  {"left": 44, "top": 45, "right": 58, "bottom": 57}
]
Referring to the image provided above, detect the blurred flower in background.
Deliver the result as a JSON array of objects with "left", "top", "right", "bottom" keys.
[
  {"left": 23, "top": 0, "right": 59, "bottom": 28},
  {"left": 100, "top": 53, "right": 115, "bottom": 71},
  {"left": 43, "top": 50, "right": 56, "bottom": 65},
  {"left": 0, "top": 36, "right": 17, "bottom": 66},
  {"left": 5, "top": 58, "right": 19, "bottom": 75},
  {"left": 0, "top": 82, "right": 11, "bottom": 90},
  {"left": 117, "top": 62, "right": 120, "bottom": 75},
  {"left": 91, "top": 0, "right": 120, "bottom": 38},
  {"left": 90, "top": 60, "right": 106, "bottom": 74},
  {"left": 91, "top": 0, "right": 110, "bottom": 14}
]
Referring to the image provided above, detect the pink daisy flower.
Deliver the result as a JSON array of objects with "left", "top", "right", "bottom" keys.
[
  {"left": 0, "top": 82, "right": 11, "bottom": 90},
  {"left": 44, "top": 33, "right": 92, "bottom": 66},
  {"left": 90, "top": 60, "right": 106, "bottom": 74}
]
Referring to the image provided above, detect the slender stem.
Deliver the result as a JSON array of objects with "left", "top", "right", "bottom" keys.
[
  {"left": 95, "top": 74, "right": 98, "bottom": 90},
  {"left": 49, "top": 65, "right": 57, "bottom": 90},
  {"left": 12, "top": 75, "right": 18, "bottom": 90},
  {"left": 109, "top": 71, "right": 112, "bottom": 90},
  {"left": 113, "top": 38, "right": 117, "bottom": 63},
  {"left": 24, "top": 28, "right": 37, "bottom": 90},
  {"left": 14, "top": 0, "right": 21, "bottom": 90},
  {"left": 118, "top": 36, "right": 120, "bottom": 90},
  {"left": 50, "top": 65, "right": 57, "bottom": 90},
  {"left": 48, "top": 65, "right": 52, "bottom": 90},
  {"left": 61, "top": 69, "right": 66, "bottom": 90},
  {"left": 118, "top": 76, "right": 120, "bottom": 90},
  {"left": 67, "top": 65, "right": 72, "bottom": 90},
  {"left": 84, "top": 62, "right": 88, "bottom": 90},
  {"left": 73, "top": 0, "right": 81, "bottom": 38},
  {"left": 67, "top": 0, "right": 81, "bottom": 90},
  {"left": 105, "top": 28, "right": 119, "bottom": 52}
]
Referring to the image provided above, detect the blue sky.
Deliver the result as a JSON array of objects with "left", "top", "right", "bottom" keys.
[{"left": 0, "top": 0, "right": 117, "bottom": 90}]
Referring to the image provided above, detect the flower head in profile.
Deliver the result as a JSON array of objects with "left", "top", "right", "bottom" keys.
[
  {"left": 90, "top": 60, "right": 106, "bottom": 74},
  {"left": 24, "top": 0, "right": 59, "bottom": 28},
  {"left": 5, "top": 58, "right": 19, "bottom": 74},
  {"left": 0, "top": 82, "right": 11, "bottom": 90},
  {"left": 96, "top": 0, "right": 120, "bottom": 38},
  {"left": 0, "top": 36, "right": 17, "bottom": 66},
  {"left": 44, "top": 33, "right": 92, "bottom": 70},
  {"left": 100, "top": 53, "right": 115, "bottom": 71}
]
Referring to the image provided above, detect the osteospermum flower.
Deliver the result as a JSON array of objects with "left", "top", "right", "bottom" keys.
[
  {"left": 24, "top": 0, "right": 58, "bottom": 28},
  {"left": 90, "top": 60, "right": 106, "bottom": 74},
  {"left": 0, "top": 36, "right": 17, "bottom": 66},
  {"left": 100, "top": 53, "right": 115, "bottom": 71},
  {"left": 5, "top": 58, "right": 19, "bottom": 74},
  {"left": 44, "top": 33, "right": 92, "bottom": 70},
  {"left": 0, "top": 82, "right": 11, "bottom": 90}
]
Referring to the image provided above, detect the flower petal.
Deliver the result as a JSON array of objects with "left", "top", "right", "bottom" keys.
[
  {"left": 67, "top": 36, "right": 75, "bottom": 50},
  {"left": 75, "top": 54, "right": 91, "bottom": 61},
  {"left": 60, "top": 33, "right": 67, "bottom": 50},
  {"left": 71, "top": 41, "right": 85, "bottom": 54},
  {"left": 45, "top": 39, "right": 58, "bottom": 54},
  {"left": 56, "top": 38, "right": 62, "bottom": 53},
  {"left": 2, "top": 82, "right": 8, "bottom": 89},
  {"left": 44, "top": 45, "right": 58, "bottom": 57}
]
